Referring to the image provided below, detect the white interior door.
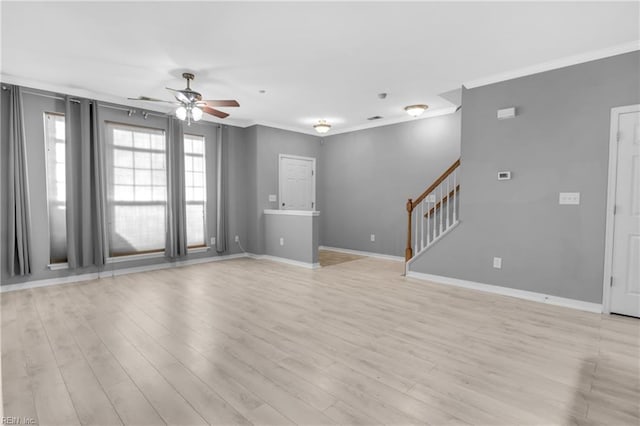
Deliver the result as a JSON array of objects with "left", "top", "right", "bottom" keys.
[
  {"left": 279, "top": 155, "right": 315, "bottom": 210},
  {"left": 610, "top": 109, "right": 640, "bottom": 317}
]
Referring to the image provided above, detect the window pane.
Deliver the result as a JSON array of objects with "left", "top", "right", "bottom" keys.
[
  {"left": 135, "top": 169, "right": 151, "bottom": 186},
  {"left": 107, "top": 123, "right": 167, "bottom": 256},
  {"left": 192, "top": 156, "right": 203, "bottom": 172},
  {"left": 113, "top": 129, "right": 133, "bottom": 147},
  {"left": 186, "top": 204, "right": 205, "bottom": 247},
  {"left": 114, "top": 149, "right": 133, "bottom": 168},
  {"left": 133, "top": 132, "right": 151, "bottom": 150},
  {"left": 111, "top": 205, "right": 166, "bottom": 255},
  {"left": 184, "top": 134, "right": 206, "bottom": 247},
  {"left": 151, "top": 153, "right": 165, "bottom": 169},
  {"left": 152, "top": 170, "right": 165, "bottom": 186},
  {"left": 44, "top": 112, "right": 67, "bottom": 264},
  {"left": 192, "top": 172, "right": 204, "bottom": 188},
  {"left": 114, "top": 184, "right": 134, "bottom": 202},
  {"left": 114, "top": 167, "right": 133, "bottom": 185},
  {"left": 151, "top": 134, "right": 165, "bottom": 151},
  {"left": 134, "top": 151, "right": 151, "bottom": 168}
]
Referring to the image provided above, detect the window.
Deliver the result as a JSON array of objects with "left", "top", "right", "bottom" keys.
[
  {"left": 43, "top": 113, "right": 67, "bottom": 264},
  {"left": 184, "top": 134, "right": 206, "bottom": 248},
  {"left": 106, "top": 123, "right": 167, "bottom": 257}
]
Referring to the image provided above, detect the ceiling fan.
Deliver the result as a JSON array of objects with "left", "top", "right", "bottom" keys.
[{"left": 129, "top": 72, "right": 239, "bottom": 124}]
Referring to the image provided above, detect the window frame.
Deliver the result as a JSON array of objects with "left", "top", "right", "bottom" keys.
[
  {"left": 105, "top": 121, "right": 168, "bottom": 259},
  {"left": 42, "top": 111, "right": 68, "bottom": 266},
  {"left": 184, "top": 133, "right": 208, "bottom": 250}
]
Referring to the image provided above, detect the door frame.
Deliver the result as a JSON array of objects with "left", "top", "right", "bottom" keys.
[
  {"left": 278, "top": 153, "right": 316, "bottom": 211},
  {"left": 602, "top": 104, "right": 640, "bottom": 314}
]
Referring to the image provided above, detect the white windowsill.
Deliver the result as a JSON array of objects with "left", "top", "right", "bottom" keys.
[
  {"left": 48, "top": 262, "right": 69, "bottom": 271},
  {"left": 263, "top": 209, "right": 320, "bottom": 217},
  {"left": 106, "top": 252, "right": 165, "bottom": 264},
  {"left": 188, "top": 246, "right": 210, "bottom": 254}
]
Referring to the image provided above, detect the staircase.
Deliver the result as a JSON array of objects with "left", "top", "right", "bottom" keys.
[{"left": 405, "top": 159, "right": 460, "bottom": 262}]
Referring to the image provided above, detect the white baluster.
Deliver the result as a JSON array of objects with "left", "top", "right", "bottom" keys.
[
  {"left": 420, "top": 199, "right": 424, "bottom": 250},
  {"left": 446, "top": 175, "right": 450, "bottom": 230},
  {"left": 426, "top": 195, "right": 431, "bottom": 246},
  {"left": 439, "top": 183, "right": 443, "bottom": 235},
  {"left": 413, "top": 209, "right": 420, "bottom": 255},
  {"left": 453, "top": 169, "right": 457, "bottom": 223}
]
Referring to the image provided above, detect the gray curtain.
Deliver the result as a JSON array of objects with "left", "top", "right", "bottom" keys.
[
  {"left": 89, "top": 101, "right": 106, "bottom": 267},
  {"left": 166, "top": 117, "right": 187, "bottom": 258},
  {"left": 7, "top": 85, "right": 32, "bottom": 276},
  {"left": 65, "top": 98, "right": 106, "bottom": 268},
  {"left": 65, "top": 97, "right": 79, "bottom": 268},
  {"left": 216, "top": 125, "right": 227, "bottom": 253}
]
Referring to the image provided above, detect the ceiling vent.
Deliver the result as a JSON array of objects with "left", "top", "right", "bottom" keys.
[{"left": 367, "top": 115, "right": 383, "bottom": 121}]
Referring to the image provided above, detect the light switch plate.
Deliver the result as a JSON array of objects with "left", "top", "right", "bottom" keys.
[
  {"left": 268, "top": 194, "right": 277, "bottom": 202},
  {"left": 559, "top": 192, "right": 580, "bottom": 205}
]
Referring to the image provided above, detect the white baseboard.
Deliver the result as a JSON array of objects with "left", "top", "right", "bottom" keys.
[
  {"left": 248, "top": 254, "right": 319, "bottom": 269},
  {"left": 1, "top": 253, "right": 250, "bottom": 293},
  {"left": 0, "top": 272, "right": 102, "bottom": 293},
  {"left": 406, "top": 271, "right": 602, "bottom": 314},
  {"left": 319, "top": 246, "right": 404, "bottom": 262}
]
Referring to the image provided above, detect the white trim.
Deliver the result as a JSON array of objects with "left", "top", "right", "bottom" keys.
[
  {"left": 464, "top": 41, "right": 640, "bottom": 89},
  {"left": 248, "top": 254, "right": 319, "bottom": 269},
  {"left": 323, "top": 106, "right": 459, "bottom": 137},
  {"left": 602, "top": 104, "right": 640, "bottom": 314},
  {"left": 0, "top": 253, "right": 249, "bottom": 293},
  {"left": 319, "top": 246, "right": 404, "bottom": 262},
  {"left": 187, "top": 246, "right": 210, "bottom": 254},
  {"left": 106, "top": 251, "right": 165, "bottom": 264},
  {"left": 278, "top": 154, "right": 316, "bottom": 211},
  {"left": 263, "top": 209, "right": 320, "bottom": 217},
  {"left": 47, "top": 262, "right": 69, "bottom": 271},
  {"left": 1, "top": 272, "right": 101, "bottom": 293},
  {"left": 406, "top": 271, "right": 602, "bottom": 314}
]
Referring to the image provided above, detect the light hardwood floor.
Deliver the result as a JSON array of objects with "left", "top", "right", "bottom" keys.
[{"left": 2, "top": 256, "right": 639, "bottom": 425}]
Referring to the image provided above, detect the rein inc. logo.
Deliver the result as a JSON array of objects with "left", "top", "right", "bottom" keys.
[{"left": 2, "top": 417, "right": 36, "bottom": 425}]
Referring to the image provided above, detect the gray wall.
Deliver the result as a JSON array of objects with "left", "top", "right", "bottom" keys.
[
  {"left": 319, "top": 112, "right": 462, "bottom": 256},
  {"left": 245, "top": 125, "right": 322, "bottom": 254},
  {"left": 0, "top": 88, "right": 249, "bottom": 285},
  {"left": 410, "top": 51, "right": 640, "bottom": 303},
  {"left": 264, "top": 214, "right": 319, "bottom": 264}
]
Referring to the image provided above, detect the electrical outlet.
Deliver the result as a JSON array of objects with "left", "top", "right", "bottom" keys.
[
  {"left": 268, "top": 194, "right": 277, "bottom": 202},
  {"left": 210, "top": 237, "right": 216, "bottom": 245},
  {"left": 279, "top": 237, "right": 284, "bottom": 246},
  {"left": 234, "top": 235, "right": 239, "bottom": 243},
  {"left": 493, "top": 257, "right": 502, "bottom": 269},
  {"left": 370, "top": 234, "right": 375, "bottom": 242}
]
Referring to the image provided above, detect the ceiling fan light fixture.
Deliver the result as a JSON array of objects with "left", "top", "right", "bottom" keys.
[
  {"left": 314, "top": 120, "right": 331, "bottom": 134},
  {"left": 404, "top": 104, "right": 428, "bottom": 117},
  {"left": 176, "top": 106, "right": 187, "bottom": 120},
  {"left": 191, "top": 106, "right": 203, "bottom": 122}
]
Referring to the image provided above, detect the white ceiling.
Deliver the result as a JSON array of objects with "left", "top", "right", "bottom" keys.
[{"left": 1, "top": 1, "right": 639, "bottom": 135}]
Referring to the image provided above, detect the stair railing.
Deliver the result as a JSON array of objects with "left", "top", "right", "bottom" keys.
[{"left": 406, "top": 159, "right": 460, "bottom": 261}]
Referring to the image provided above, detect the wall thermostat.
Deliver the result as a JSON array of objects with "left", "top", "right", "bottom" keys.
[
  {"left": 497, "top": 107, "right": 516, "bottom": 120},
  {"left": 497, "top": 171, "right": 512, "bottom": 180}
]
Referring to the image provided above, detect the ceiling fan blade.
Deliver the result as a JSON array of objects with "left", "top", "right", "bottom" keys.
[
  {"left": 202, "top": 106, "right": 229, "bottom": 119},
  {"left": 165, "top": 87, "right": 190, "bottom": 104},
  {"left": 200, "top": 100, "right": 240, "bottom": 107},
  {"left": 128, "top": 96, "right": 176, "bottom": 104}
]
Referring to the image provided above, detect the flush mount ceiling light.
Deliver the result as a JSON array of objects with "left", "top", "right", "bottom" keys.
[
  {"left": 404, "top": 104, "right": 429, "bottom": 117},
  {"left": 313, "top": 120, "right": 331, "bottom": 134}
]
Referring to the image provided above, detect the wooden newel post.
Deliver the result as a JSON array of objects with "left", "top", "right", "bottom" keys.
[{"left": 405, "top": 198, "right": 413, "bottom": 261}]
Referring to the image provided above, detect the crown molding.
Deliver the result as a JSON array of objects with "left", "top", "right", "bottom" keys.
[{"left": 463, "top": 41, "right": 640, "bottom": 89}]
